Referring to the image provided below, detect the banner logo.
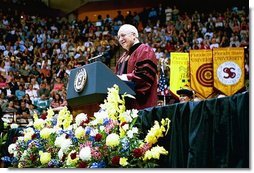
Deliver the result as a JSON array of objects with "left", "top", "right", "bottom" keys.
[
  {"left": 217, "top": 61, "right": 241, "bottom": 85},
  {"left": 196, "top": 63, "right": 213, "bottom": 87}
]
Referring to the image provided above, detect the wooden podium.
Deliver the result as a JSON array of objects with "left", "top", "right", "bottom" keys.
[{"left": 66, "top": 61, "right": 135, "bottom": 117}]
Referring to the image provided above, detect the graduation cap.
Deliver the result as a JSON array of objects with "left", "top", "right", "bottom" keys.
[{"left": 177, "top": 88, "right": 194, "bottom": 98}]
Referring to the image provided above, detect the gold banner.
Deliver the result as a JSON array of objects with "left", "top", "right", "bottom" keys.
[
  {"left": 169, "top": 53, "right": 190, "bottom": 98},
  {"left": 213, "top": 47, "right": 245, "bottom": 96},
  {"left": 190, "top": 50, "right": 214, "bottom": 98}
]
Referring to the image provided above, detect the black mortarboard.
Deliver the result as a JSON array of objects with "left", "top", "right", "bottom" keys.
[{"left": 177, "top": 89, "right": 193, "bottom": 97}]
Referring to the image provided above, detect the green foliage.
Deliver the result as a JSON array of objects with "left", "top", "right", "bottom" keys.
[{"left": 0, "top": 132, "right": 7, "bottom": 157}]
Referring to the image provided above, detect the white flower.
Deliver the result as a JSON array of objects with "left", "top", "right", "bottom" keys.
[
  {"left": 8, "top": 143, "right": 17, "bottom": 154},
  {"left": 122, "top": 110, "right": 133, "bottom": 122},
  {"left": 79, "top": 146, "right": 91, "bottom": 161},
  {"left": 17, "top": 136, "right": 24, "bottom": 141},
  {"left": 132, "top": 127, "right": 138, "bottom": 134},
  {"left": 131, "top": 109, "right": 139, "bottom": 118},
  {"left": 75, "top": 113, "right": 88, "bottom": 126},
  {"left": 127, "top": 130, "right": 134, "bottom": 138},
  {"left": 99, "top": 125, "right": 105, "bottom": 131},
  {"left": 55, "top": 134, "right": 72, "bottom": 153},
  {"left": 60, "top": 138, "right": 72, "bottom": 153},
  {"left": 24, "top": 127, "right": 34, "bottom": 133},
  {"left": 58, "top": 149, "right": 64, "bottom": 160},
  {"left": 122, "top": 124, "right": 129, "bottom": 131},
  {"left": 55, "top": 135, "right": 66, "bottom": 148},
  {"left": 72, "top": 123, "right": 77, "bottom": 129},
  {"left": 93, "top": 111, "right": 109, "bottom": 125},
  {"left": 91, "top": 129, "right": 98, "bottom": 136}
]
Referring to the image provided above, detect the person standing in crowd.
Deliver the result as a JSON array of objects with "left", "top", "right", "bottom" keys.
[
  {"left": 116, "top": 24, "right": 158, "bottom": 110},
  {"left": 176, "top": 88, "right": 194, "bottom": 103}
]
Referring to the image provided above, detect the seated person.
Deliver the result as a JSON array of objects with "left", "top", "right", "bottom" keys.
[
  {"left": 15, "top": 84, "right": 26, "bottom": 101},
  {"left": 34, "top": 94, "right": 50, "bottom": 114},
  {"left": 52, "top": 77, "right": 64, "bottom": 91},
  {"left": 2, "top": 100, "right": 17, "bottom": 113},
  {"left": 50, "top": 92, "right": 67, "bottom": 111},
  {"left": 37, "top": 82, "right": 50, "bottom": 99},
  {"left": 176, "top": 88, "right": 194, "bottom": 103},
  {"left": 1, "top": 101, "right": 17, "bottom": 124},
  {"left": 27, "top": 100, "right": 39, "bottom": 116},
  {"left": 16, "top": 100, "right": 31, "bottom": 124}
]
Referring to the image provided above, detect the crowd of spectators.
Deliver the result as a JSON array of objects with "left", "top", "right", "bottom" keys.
[{"left": 0, "top": 0, "right": 249, "bottom": 124}]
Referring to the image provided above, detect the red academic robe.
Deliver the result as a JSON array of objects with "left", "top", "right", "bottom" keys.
[{"left": 116, "top": 43, "right": 158, "bottom": 110}]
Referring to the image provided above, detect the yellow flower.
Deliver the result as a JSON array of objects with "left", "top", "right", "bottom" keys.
[
  {"left": 18, "top": 162, "right": 24, "bottom": 168},
  {"left": 39, "top": 152, "right": 51, "bottom": 165},
  {"left": 150, "top": 146, "right": 168, "bottom": 159},
  {"left": 33, "top": 113, "right": 38, "bottom": 121},
  {"left": 40, "top": 128, "right": 53, "bottom": 139},
  {"left": 119, "top": 113, "right": 126, "bottom": 123},
  {"left": 106, "top": 133, "right": 120, "bottom": 147},
  {"left": 100, "top": 85, "right": 126, "bottom": 120},
  {"left": 119, "top": 127, "right": 126, "bottom": 138},
  {"left": 57, "top": 106, "right": 73, "bottom": 129},
  {"left": 143, "top": 146, "right": 168, "bottom": 161},
  {"left": 33, "top": 119, "right": 45, "bottom": 130},
  {"left": 144, "top": 134, "right": 157, "bottom": 144},
  {"left": 143, "top": 150, "right": 153, "bottom": 161},
  {"left": 144, "top": 119, "right": 168, "bottom": 144},
  {"left": 161, "top": 118, "right": 170, "bottom": 135},
  {"left": 75, "top": 126, "right": 85, "bottom": 139},
  {"left": 120, "top": 157, "right": 128, "bottom": 166},
  {"left": 23, "top": 128, "right": 34, "bottom": 142},
  {"left": 118, "top": 105, "right": 126, "bottom": 114},
  {"left": 47, "top": 108, "right": 54, "bottom": 119}
]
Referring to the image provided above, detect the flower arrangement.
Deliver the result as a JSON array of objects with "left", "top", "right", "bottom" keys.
[{"left": 3, "top": 84, "right": 170, "bottom": 168}]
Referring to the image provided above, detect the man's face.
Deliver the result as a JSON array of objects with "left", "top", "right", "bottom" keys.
[
  {"left": 117, "top": 30, "right": 135, "bottom": 51},
  {"left": 179, "top": 94, "right": 191, "bottom": 103}
]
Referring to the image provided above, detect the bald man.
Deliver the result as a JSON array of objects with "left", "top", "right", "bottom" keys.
[{"left": 116, "top": 24, "right": 158, "bottom": 110}]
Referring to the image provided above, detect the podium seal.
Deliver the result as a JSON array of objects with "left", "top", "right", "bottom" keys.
[{"left": 74, "top": 67, "right": 87, "bottom": 92}]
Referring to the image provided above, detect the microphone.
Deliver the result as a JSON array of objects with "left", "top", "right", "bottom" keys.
[
  {"left": 88, "top": 48, "right": 110, "bottom": 62},
  {"left": 88, "top": 54, "right": 104, "bottom": 62}
]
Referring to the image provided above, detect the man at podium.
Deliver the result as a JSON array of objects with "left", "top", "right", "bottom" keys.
[{"left": 116, "top": 24, "right": 158, "bottom": 110}]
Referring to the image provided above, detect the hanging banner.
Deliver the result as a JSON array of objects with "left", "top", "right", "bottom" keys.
[
  {"left": 190, "top": 50, "right": 214, "bottom": 99},
  {"left": 213, "top": 47, "right": 245, "bottom": 96},
  {"left": 169, "top": 52, "right": 190, "bottom": 98}
]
